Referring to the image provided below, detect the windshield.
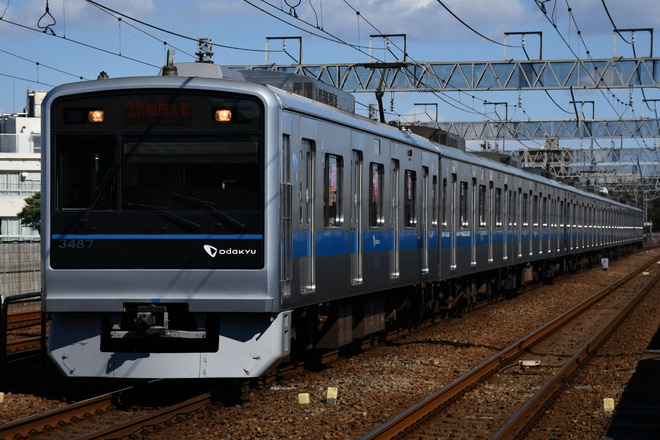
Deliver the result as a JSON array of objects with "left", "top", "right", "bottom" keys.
[{"left": 49, "top": 89, "right": 265, "bottom": 269}]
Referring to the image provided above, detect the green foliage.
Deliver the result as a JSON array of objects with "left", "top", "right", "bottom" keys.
[{"left": 17, "top": 192, "right": 41, "bottom": 234}]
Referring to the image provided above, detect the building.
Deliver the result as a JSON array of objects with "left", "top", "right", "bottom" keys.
[{"left": 0, "top": 91, "right": 43, "bottom": 241}]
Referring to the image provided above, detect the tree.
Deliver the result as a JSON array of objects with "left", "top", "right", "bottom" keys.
[{"left": 17, "top": 192, "right": 41, "bottom": 234}]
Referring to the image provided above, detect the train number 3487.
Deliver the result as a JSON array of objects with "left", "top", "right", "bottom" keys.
[{"left": 58, "top": 239, "right": 94, "bottom": 249}]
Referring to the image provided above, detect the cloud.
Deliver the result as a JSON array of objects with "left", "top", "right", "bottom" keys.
[
  {"left": 293, "top": 0, "right": 536, "bottom": 45},
  {"left": 0, "top": 0, "right": 156, "bottom": 40}
]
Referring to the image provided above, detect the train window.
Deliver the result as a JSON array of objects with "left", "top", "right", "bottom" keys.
[
  {"left": 522, "top": 192, "right": 529, "bottom": 226},
  {"left": 512, "top": 190, "right": 518, "bottom": 227},
  {"left": 441, "top": 178, "right": 448, "bottom": 228},
  {"left": 459, "top": 181, "right": 469, "bottom": 228},
  {"left": 495, "top": 187, "right": 502, "bottom": 227},
  {"left": 478, "top": 184, "right": 487, "bottom": 227},
  {"left": 301, "top": 140, "right": 315, "bottom": 226},
  {"left": 405, "top": 170, "right": 417, "bottom": 228},
  {"left": 533, "top": 194, "right": 539, "bottom": 226},
  {"left": 55, "top": 135, "right": 117, "bottom": 210},
  {"left": 369, "top": 163, "right": 384, "bottom": 227},
  {"left": 432, "top": 175, "right": 438, "bottom": 228},
  {"left": 324, "top": 154, "right": 343, "bottom": 227},
  {"left": 542, "top": 197, "right": 548, "bottom": 227},
  {"left": 122, "top": 138, "right": 260, "bottom": 212},
  {"left": 404, "top": 170, "right": 417, "bottom": 228}
]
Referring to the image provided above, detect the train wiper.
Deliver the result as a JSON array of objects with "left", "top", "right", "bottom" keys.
[
  {"left": 127, "top": 202, "right": 200, "bottom": 231},
  {"left": 76, "top": 168, "right": 115, "bottom": 231},
  {"left": 173, "top": 193, "right": 245, "bottom": 231}
]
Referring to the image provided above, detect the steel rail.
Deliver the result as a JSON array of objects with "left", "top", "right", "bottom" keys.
[
  {"left": 6, "top": 311, "right": 42, "bottom": 327},
  {"left": 492, "top": 267, "right": 660, "bottom": 439},
  {"left": 360, "top": 257, "right": 659, "bottom": 440},
  {"left": 71, "top": 393, "right": 212, "bottom": 440},
  {"left": 0, "top": 390, "right": 122, "bottom": 439}
]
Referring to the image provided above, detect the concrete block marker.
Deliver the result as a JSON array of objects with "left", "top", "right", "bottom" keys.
[
  {"left": 326, "top": 387, "right": 338, "bottom": 405},
  {"left": 604, "top": 397, "right": 615, "bottom": 412}
]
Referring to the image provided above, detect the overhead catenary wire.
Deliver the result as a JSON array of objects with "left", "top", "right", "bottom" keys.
[
  {"left": 251, "top": 0, "right": 383, "bottom": 60},
  {"left": 0, "top": 47, "right": 89, "bottom": 81},
  {"left": 0, "top": 15, "right": 161, "bottom": 69},
  {"left": 336, "top": 0, "right": 488, "bottom": 119},
  {"left": 536, "top": 0, "right": 647, "bottom": 145},
  {"left": 86, "top": 0, "right": 276, "bottom": 54},
  {"left": 435, "top": 0, "right": 515, "bottom": 48}
]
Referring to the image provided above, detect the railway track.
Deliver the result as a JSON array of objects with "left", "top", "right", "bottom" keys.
[
  {"left": 0, "top": 381, "right": 217, "bottom": 440},
  {"left": 3, "top": 310, "right": 44, "bottom": 355},
  {"left": 361, "top": 257, "right": 660, "bottom": 440}
]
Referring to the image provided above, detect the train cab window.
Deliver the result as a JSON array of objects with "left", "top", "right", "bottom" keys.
[
  {"left": 56, "top": 135, "right": 117, "bottom": 210},
  {"left": 459, "top": 181, "right": 469, "bottom": 228},
  {"left": 369, "top": 163, "right": 384, "bottom": 227},
  {"left": 324, "top": 154, "right": 343, "bottom": 227},
  {"left": 404, "top": 170, "right": 417, "bottom": 228},
  {"left": 478, "top": 184, "right": 487, "bottom": 227},
  {"left": 495, "top": 187, "right": 502, "bottom": 227}
]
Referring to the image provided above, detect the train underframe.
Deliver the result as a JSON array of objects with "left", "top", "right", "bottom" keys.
[{"left": 289, "top": 243, "right": 642, "bottom": 358}]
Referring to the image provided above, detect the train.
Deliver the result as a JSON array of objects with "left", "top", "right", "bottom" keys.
[{"left": 41, "top": 54, "right": 644, "bottom": 379}]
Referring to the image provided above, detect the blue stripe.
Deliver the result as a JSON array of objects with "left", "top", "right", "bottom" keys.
[
  {"left": 456, "top": 231, "right": 472, "bottom": 247},
  {"left": 429, "top": 230, "right": 439, "bottom": 249},
  {"left": 316, "top": 230, "right": 350, "bottom": 256},
  {"left": 476, "top": 230, "right": 489, "bottom": 245},
  {"left": 493, "top": 230, "right": 505, "bottom": 244},
  {"left": 52, "top": 234, "right": 263, "bottom": 240},
  {"left": 400, "top": 230, "right": 418, "bottom": 251}
]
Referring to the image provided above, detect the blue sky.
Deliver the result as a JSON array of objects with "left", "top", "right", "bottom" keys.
[{"left": 1, "top": 0, "right": 658, "bottom": 149}]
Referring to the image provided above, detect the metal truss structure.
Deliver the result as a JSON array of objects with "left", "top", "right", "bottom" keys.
[
  {"left": 428, "top": 118, "right": 660, "bottom": 141},
  {"left": 230, "top": 57, "right": 660, "bottom": 202},
  {"left": 507, "top": 145, "right": 660, "bottom": 202},
  {"left": 229, "top": 57, "right": 660, "bottom": 92}
]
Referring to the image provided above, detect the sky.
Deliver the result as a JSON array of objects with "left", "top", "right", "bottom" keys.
[{"left": 1, "top": 0, "right": 659, "bottom": 151}]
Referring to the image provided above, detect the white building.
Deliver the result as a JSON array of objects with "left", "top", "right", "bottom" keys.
[{"left": 0, "top": 91, "right": 44, "bottom": 241}]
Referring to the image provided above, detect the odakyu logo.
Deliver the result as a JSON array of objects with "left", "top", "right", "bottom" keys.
[{"left": 204, "top": 244, "right": 257, "bottom": 258}]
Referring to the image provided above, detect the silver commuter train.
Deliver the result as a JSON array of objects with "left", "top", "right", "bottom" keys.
[{"left": 41, "top": 60, "right": 643, "bottom": 379}]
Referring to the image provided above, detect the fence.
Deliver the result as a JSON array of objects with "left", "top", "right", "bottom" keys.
[{"left": 0, "top": 241, "right": 41, "bottom": 301}]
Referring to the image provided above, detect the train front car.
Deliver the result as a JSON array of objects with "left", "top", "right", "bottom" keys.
[{"left": 41, "top": 70, "right": 290, "bottom": 378}]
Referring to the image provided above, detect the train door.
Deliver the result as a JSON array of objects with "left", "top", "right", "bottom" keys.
[
  {"left": 280, "top": 133, "right": 293, "bottom": 298},
  {"left": 488, "top": 179, "right": 494, "bottom": 264},
  {"left": 390, "top": 159, "right": 400, "bottom": 279},
  {"left": 421, "top": 166, "right": 429, "bottom": 274},
  {"left": 351, "top": 150, "right": 363, "bottom": 285},
  {"left": 502, "top": 184, "right": 511, "bottom": 261},
  {"left": 471, "top": 174, "right": 477, "bottom": 267},
  {"left": 557, "top": 198, "right": 562, "bottom": 253},
  {"left": 300, "top": 139, "right": 315, "bottom": 293},
  {"left": 451, "top": 172, "right": 458, "bottom": 271}
]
